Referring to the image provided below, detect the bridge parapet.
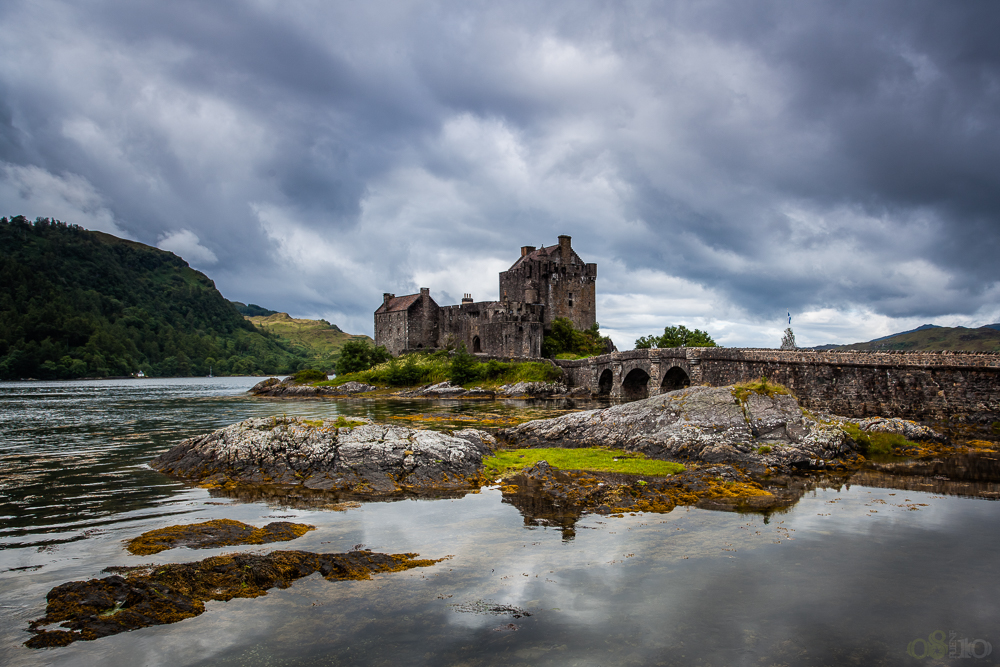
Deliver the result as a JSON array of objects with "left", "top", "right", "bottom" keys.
[{"left": 554, "top": 348, "right": 1000, "bottom": 422}]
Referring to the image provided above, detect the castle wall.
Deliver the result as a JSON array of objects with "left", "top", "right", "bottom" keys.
[
  {"left": 374, "top": 311, "right": 408, "bottom": 356},
  {"left": 407, "top": 290, "right": 438, "bottom": 350},
  {"left": 437, "top": 302, "right": 544, "bottom": 357},
  {"left": 545, "top": 263, "right": 597, "bottom": 331}
]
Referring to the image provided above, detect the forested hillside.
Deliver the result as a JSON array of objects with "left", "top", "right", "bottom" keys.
[{"left": 0, "top": 216, "right": 307, "bottom": 379}]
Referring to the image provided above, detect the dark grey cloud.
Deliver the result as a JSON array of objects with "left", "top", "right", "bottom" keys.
[{"left": 1, "top": 0, "right": 998, "bottom": 346}]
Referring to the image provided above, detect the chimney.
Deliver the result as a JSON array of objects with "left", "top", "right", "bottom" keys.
[
  {"left": 383, "top": 293, "right": 394, "bottom": 306},
  {"left": 462, "top": 293, "right": 473, "bottom": 304},
  {"left": 558, "top": 235, "right": 571, "bottom": 261},
  {"left": 521, "top": 245, "right": 536, "bottom": 257},
  {"left": 420, "top": 287, "right": 430, "bottom": 296}
]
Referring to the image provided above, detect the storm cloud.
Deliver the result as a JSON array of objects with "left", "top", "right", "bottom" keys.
[{"left": 1, "top": 0, "right": 998, "bottom": 347}]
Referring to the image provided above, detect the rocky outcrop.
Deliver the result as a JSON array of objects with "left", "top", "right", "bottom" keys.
[
  {"left": 395, "top": 381, "right": 494, "bottom": 398},
  {"left": 499, "top": 460, "right": 784, "bottom": 538},
  {"left": 125, "top": 519, "right": 315, "bottom": 555},
  {"left": 251, "top": 377, "right": 590, "bottom": 400},
  {"left": 25, "top": 550, "right": 441, "bottom": 648},
  {"left": 249, "top": 377, "right": 376, "bottom": 397},
  {"left": 393, "top": 380, "right": 588, "bottom": 399},
  {"left": 849, "top": 416, "right": 946, "bottom": 443},
  {"left": 150, "top": 416, "right": 498, "bottom": 495},
  {"left": 498, "top": 385, "right": 867, "bottom": 472},
  {"left": 496, "top": 381, "right": 588, "bottom": 398}
]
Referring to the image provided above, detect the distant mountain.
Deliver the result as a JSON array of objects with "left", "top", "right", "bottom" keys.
[
  {"left": 868, "top": 323, "right": 941, "bottom": 343},
  {"left": 245, "top": 313, "right": 371, "bottom": 371},
  {"left": 231, "top": 301, "right": 279, "bottom": 317},
  {"left": 0, "top": 216, "right": 308, "bottom": 379},
  {"left": 834, "top": 325, "right": 1000, "bottom": 352}
]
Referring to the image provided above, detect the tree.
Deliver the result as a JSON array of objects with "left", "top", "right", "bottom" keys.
[
  {"left": 635, "top": 325, "right": 717, "bottom": 349},
  {"left": 336, "top": 340, "right": 391, "bottom": 374},
  {"left": 449, "top": 344, "right": 480, "bottom": 385},
  {"left": 542, "top": 318, "right": 611, "bottom": 358}
]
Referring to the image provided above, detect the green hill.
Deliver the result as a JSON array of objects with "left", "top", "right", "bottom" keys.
[
  {"left": 835, "top": 325, "right": 1000, "bottom": 352},
  {"left": 0, "top": 216, "right": 309, "bottom": 379},
  {"left": 231, "top": 301, "right": 279, "bottom": 317},
  {"left": 246, "top": 313, "right": 372, "bottom": 372}
]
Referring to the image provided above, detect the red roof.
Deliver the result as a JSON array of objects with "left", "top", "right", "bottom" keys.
[{"left": 374, "top": 293, "right": 422, "bottom": 314}]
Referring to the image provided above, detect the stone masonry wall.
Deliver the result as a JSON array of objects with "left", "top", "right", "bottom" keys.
[
  {"left": 692, "top": 348, "right": 1000, "bottom": 423},
  {"left": 571, "top": 348, "right": 1000, "bottom": 423}
]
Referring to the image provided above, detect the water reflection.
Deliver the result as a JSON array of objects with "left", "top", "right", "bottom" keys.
[
  {"left": 2, "top": 379, "right": 1000, "bottom": 666},
  {"left": 0, "top": 378, "right": 587, "bottom": 547}
]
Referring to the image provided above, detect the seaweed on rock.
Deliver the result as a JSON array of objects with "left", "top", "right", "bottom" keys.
[{"left": 25, "top": 550, "right": 443, "bottom": 648}]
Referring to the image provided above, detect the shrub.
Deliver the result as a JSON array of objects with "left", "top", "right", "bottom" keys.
[
  {"left": 450, "top": 345, "right": 480, "bottom": 385},
  {"left": 379, "top": 355, "right": 434, "bottom": 387},
  {"left": 292, "top": 368, "right": 327, "bottom": 383}
]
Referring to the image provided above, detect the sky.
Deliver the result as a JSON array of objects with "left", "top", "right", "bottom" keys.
[{"left": 1, "top": 0, "right": 999, "bottom": 349}]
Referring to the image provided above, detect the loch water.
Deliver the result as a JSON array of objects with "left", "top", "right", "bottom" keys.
[{"left": 1, "top": 378, "right": 999, "bottom": 666}]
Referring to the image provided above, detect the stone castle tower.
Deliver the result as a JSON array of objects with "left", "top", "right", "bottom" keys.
[
  {"left": 499, "top": 235, "right": 597, "bottom": 331},
  {"left": 375, "top": 235, "right": 596, "bottom": 357}
]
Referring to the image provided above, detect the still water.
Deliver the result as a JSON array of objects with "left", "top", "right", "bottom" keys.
[{"left": 1, "top": 378, "right": 999, "bottom": 666}]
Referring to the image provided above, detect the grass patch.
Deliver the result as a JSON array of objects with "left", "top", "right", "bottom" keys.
[
  {"left": 332, "top": 416, "right": 366, "bottom": 429},
  {"left": 731, "top": 377, "right": 792, "bottom": 402},
  {"left": 841, "top": 422, "right": 919, "bottom": 455},
  {"left": 317, "top": 352, "right": 561, "bottom": 389},
  {"left": 482, "top": 448, "right": 685, "bottom": 479}
]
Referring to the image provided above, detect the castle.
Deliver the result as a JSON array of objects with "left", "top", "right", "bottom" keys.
[{"left": 375, "top": 235, "right": 597, "bottom": 358}]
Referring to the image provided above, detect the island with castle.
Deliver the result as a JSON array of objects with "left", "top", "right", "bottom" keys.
[{"left": 370, "top": 235, "right": 998, "bottom": 424}]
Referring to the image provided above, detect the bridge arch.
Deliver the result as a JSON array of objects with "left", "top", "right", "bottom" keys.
[
  {"left": 622, "top": 368, "right": 650, "bottom": 401},
  {"left": 661, "top": 366, "right": 690, "bottom": 392},
  {"left": 597, "top": 369, "right": 613, "bottom": 395}
]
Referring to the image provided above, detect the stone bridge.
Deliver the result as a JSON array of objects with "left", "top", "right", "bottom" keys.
[{"left": 554, "top": 348, "right": 1000, "bottom": 423}]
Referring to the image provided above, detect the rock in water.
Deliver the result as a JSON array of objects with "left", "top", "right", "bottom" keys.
[
  {"left": 24, "top": 550, "right": 442, "bottom": 648},
  {"left": 499, "top": 385, "right": 862, "bottom": 472},
  {"left": 150, "top": 416, "right": 497, "bottom": 494},
  {"left": 249, "top": 377, "right": 377, "bottom": 396}
]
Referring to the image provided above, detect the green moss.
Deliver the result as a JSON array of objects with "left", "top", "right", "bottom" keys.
[
  {"left": 332, "top": 416, "right": 365, "bottom": 429},
  {"left": 841, "top": 422, "right": 918, "bottom": 455},
  {"left": 757, "top": 445, "right": 772, "bottom": 454},
  {"left": 731, "top": 377, "right": 792, "bottom": 403},
  {"left": 483, "top": 448, "right": 684, "bottom": 479}
]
